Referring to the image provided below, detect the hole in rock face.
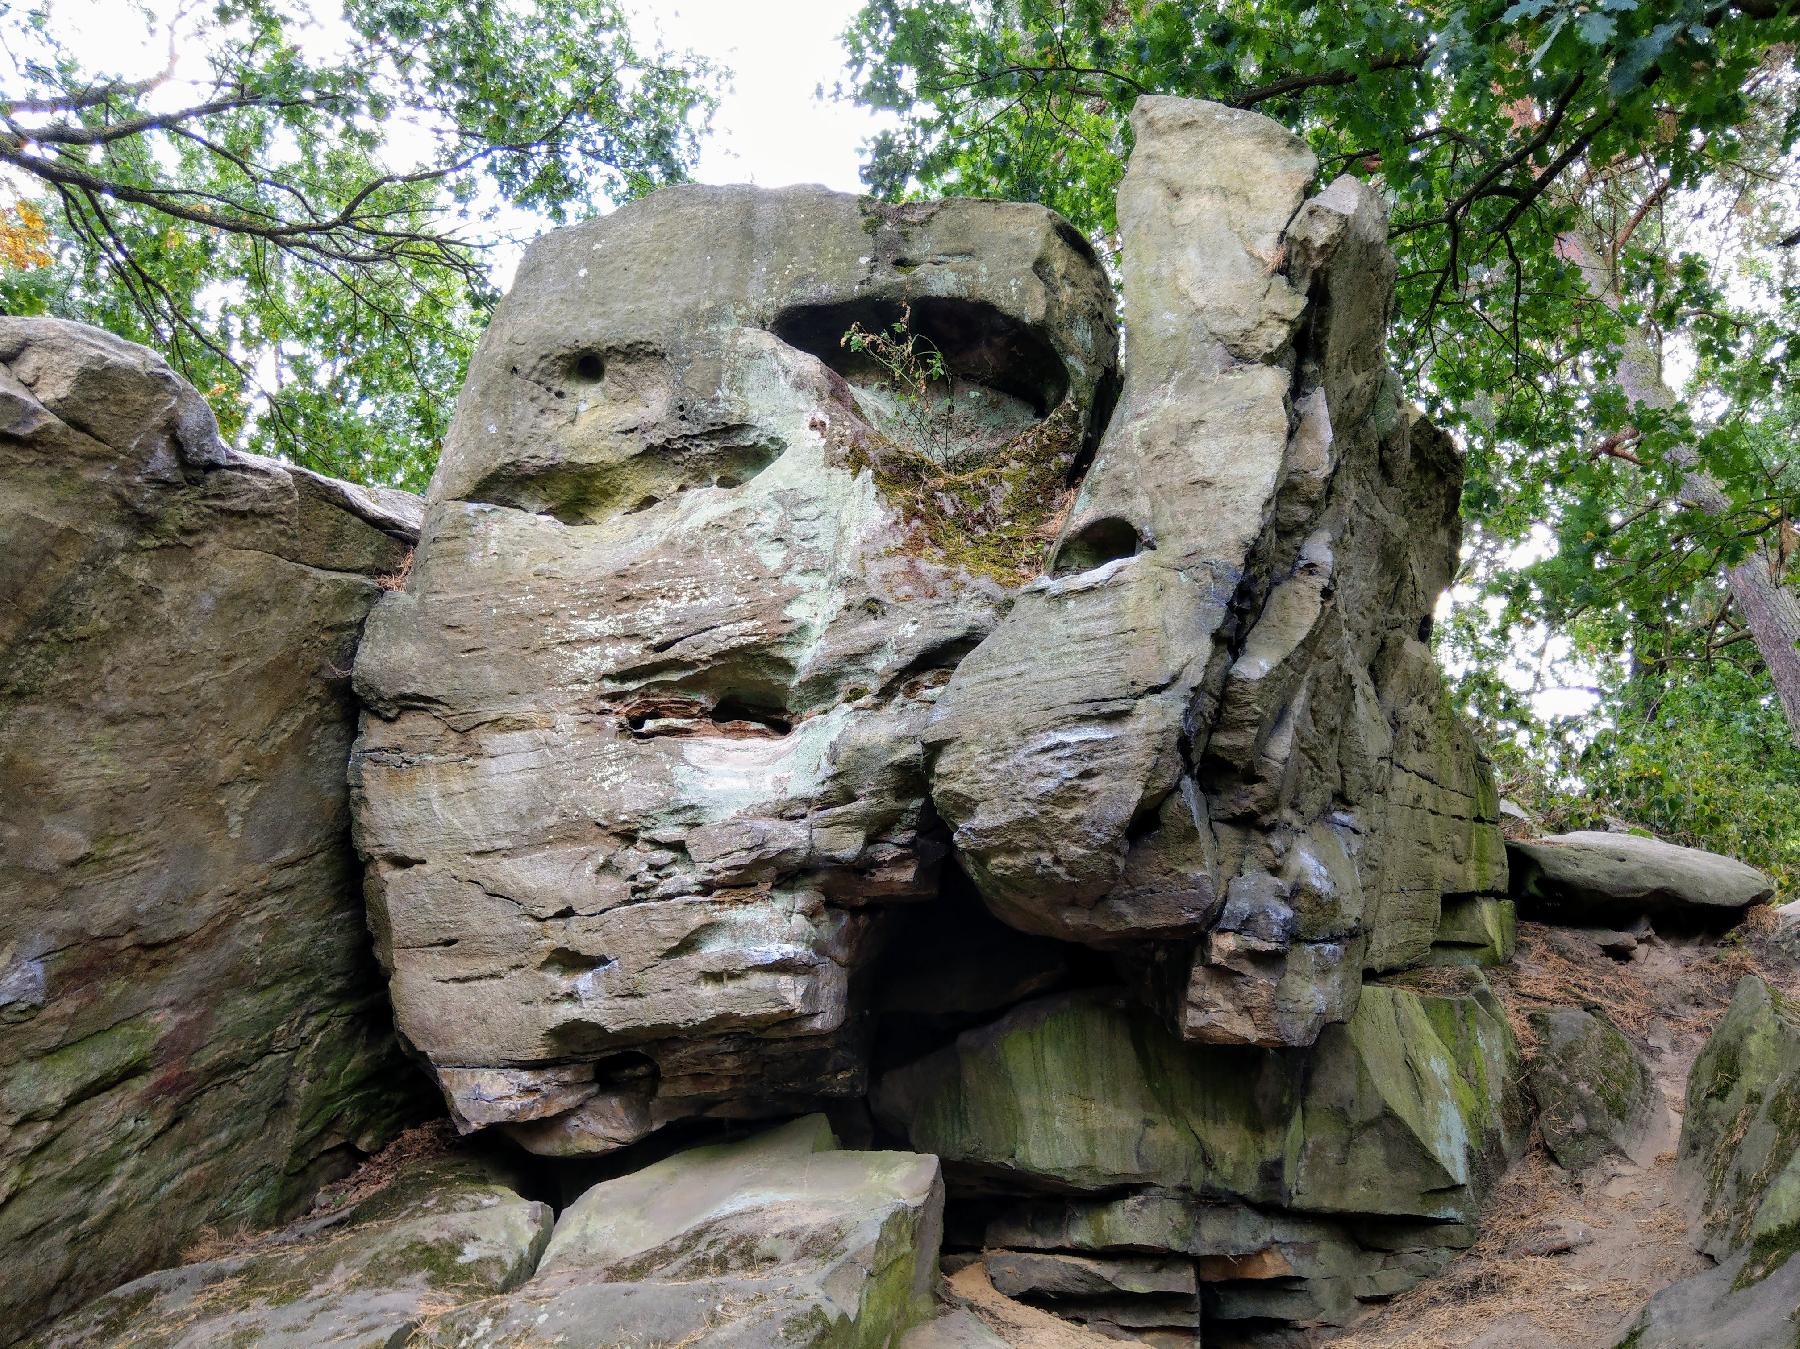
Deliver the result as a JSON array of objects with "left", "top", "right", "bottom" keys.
[
  {"left": 770, "top": 297, "right": 1097, "bottom": 586},
  {"left": 609, "top": 690, "right": 793, "bottom": 739},
  {"left": 770, "top": 296, "right": 1070, "bottom": 418},
  {"left": 1052, "top": 218, "right": 1102, "bottom": 270},
  {"left": 592, "top": 1049, "right": 658, "bottom": 1089},
  {"left": 540, "top": 946, "right": 613, "bottom": 975},
  {"left": 570, "top": 350, "right": 606, "bottom": 382},
  {"left": 1050, "top": 516, "right": 1143, "bottom": 577},
  {"left": 708, "top": 695, "right": 792, "bottom": 737}
]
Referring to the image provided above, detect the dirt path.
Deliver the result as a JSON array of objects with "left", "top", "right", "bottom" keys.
[{"left": 1331, "top": 916, "right": 1796, "bottom": 1349}]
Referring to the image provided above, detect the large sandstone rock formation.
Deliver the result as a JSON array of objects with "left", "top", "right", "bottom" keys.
[
  {"left": 352, "top": 97, "right": 1505, "bottom": 1170},
  {"left": 337, "top": 93, "right": 1517, "bottom": 1343},
  {"left": 350, "top": 183, "right": 1120, "bottom": 1150},
  {"left": 0, "top": 319, "right": 429, "bottom": 1336},
  {"left": 1, "top": 91, "right": 1524, "bottom": 1348}
]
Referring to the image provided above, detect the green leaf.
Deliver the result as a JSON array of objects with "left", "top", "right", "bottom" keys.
[{"left": 1576, "top": 11, "right": 1616, "bottom": 45}]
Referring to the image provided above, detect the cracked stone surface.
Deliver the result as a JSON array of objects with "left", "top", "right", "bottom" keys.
[{"left": 0, "top": 318, "right": 430, "bottom": 1339}]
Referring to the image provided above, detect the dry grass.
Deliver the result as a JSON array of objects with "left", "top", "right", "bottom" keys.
[
  {"left": 1491, "top": 924, "right": 1661, "bottom": 1039},
  {"left": 310, "top": 1118, "right": 457, "bottom": 1215},
  {"left": 1333, "top": 909, "right": 1800, "bottom": 1348},
  {"left": 376, "top": 548, "right": 414, "bottom": 592},
  {"left": 176, "top": 1121, "right": 455, "bottom": 1268},
  {"left": 1332, "top": 1153, "right": 1701, "bottom": 1349},
  {"left": 179, "top": 1227, "right": 253, "bottom": 1265}
]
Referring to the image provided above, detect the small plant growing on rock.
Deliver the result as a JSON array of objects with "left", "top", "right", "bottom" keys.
[{"left": 840, "top": 305, "right": 958, "bottom": 460}]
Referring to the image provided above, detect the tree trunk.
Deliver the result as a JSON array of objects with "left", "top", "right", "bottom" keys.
[{"left": 1563, "top": 229, "right": 1800, "bottom": 745}]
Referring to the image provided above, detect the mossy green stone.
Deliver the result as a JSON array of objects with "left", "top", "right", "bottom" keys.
[
  {"left": 1681, "top": 976, "right": 1800, "bottom": 1262},
  {"left": 1527, "top": 1007, "right": 1655, "bottom": 1172},
  {"left": 877, "top": 978, "right": 1521, "bottom": 1225}
]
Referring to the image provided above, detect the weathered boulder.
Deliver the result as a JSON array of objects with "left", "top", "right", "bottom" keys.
[
  {"left": 0, "top": 318, "right": 429, "bottom": 1337},
  {"left": 414, "top": 1115, "right": 945, "bottom": 1347},
  {"left": 352, "top": 94, "right": 1504, "bottom": 1167},
  {"left": 1509, "top": 831, "right": 1773, "bottom": 924},
  {"left": 1526, "top": 1008, "right": 1656, "bottom": 1172},
  {"left": 1678, "top": 976, "right": 1800, "bottom": 1262},
  {"left": 26, "top": 1151, "right": 550, "bottom": 1348}
]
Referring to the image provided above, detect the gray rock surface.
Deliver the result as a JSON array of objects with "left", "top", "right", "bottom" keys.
[
  {"left": 1509, "top": 831, "right": 1773, "bottom": 924},
  {"left": 414, "top": 1115, "right": 945, "bottom": 1347},
  {"left": 352, "top": 93, "right": 1505, "bottom": 1169},
  {"left": 1678, "top": 976, "right": 1800, "bottom": 1261},
  {"left": 897, "top": 1311, "right": 1011, "bottom": 1349},
  {"left": 1606, "top": 975, "right": 1800, "bottom": 1348},
  {"left": 351, "top": 185, "right": 1121, "bottom": 1148},
  {"left": 1608, "top": 1247, "right": 1800, "bottom": 1349},
  {"left": 25, "top": 1151, "right": 550, "bottom": 1349},
  {"left": 0, "top": 318, "right": 428, "bottom": 1338},
  {"left": 1526, "top": 1008, "right": 1656, "bottom": 1172}
]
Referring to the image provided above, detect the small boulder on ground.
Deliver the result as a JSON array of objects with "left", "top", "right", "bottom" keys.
[
  {"left": 1507, "top": 831, "right": 1772, "bottom": 925},
  {"left": 1526, "top": 1007, "right": 1657, "bottom": 1172},
  {"left": 415, "top": 1115, "right": 946, "bottom": 1347},
  {"left": 26, "top": 1153, "right": 551, "bottom": 1348}
]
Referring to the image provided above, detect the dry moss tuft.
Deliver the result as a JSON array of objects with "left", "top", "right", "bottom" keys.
[
  {"left": 847, "top": 401, "right": 1082, "bottom": 586},
  {"left": 310, "top": 1119, "right": 457, "bottom": 1216}
]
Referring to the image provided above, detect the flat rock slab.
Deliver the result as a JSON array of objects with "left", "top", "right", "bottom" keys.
[
  {"left": 1509, "top": 831, "right": 1772, "bottom": 924},
  {"left": 414, "top": 1115, "right": 945, "bottom": 1347},
  {"left": 26, "top": 1154, "right": 550, "bottom": 1348}
]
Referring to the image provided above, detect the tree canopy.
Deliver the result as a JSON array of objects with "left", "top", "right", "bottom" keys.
[
  {"left": 0, "top": 0, "right": 716, "bottom": 487},
  {"left": 842, "top": 0, "right": 1800, "bottom": 879}
]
